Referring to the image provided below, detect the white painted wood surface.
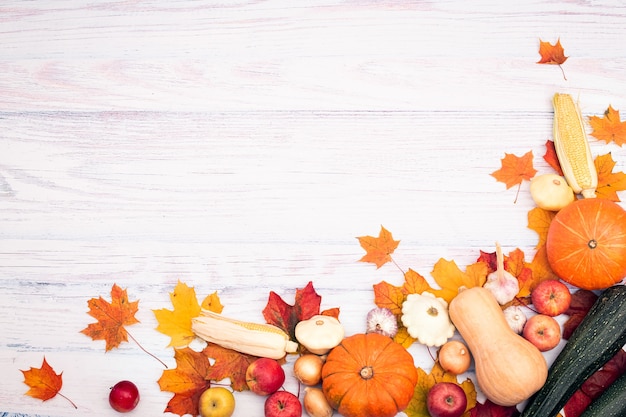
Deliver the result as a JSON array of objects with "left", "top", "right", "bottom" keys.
[{"left": 1, "top": 1, "right": 625, "bottom": 416}]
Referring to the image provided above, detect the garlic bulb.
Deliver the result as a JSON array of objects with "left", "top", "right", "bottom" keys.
[
  {"left": 503, "top": 306, "right": 527, "bottom": 334},
  {"left": 484, "top": 242, "right": 520, "bottom": 305},
  {"left": 366, "top": 307, "right": 398, "bottom": 338}
]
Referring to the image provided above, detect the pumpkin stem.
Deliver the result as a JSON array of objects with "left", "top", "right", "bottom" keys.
[
  {"left": 588, "top": 239, "right": 598, "bottom": 249},
  {"left": 359, "top": 366, "right": 374, "bottom": 380}
]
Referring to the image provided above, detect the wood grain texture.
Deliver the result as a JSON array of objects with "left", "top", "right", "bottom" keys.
[{"left": 1, "top": 1, "right": 625, "bottom": 416}]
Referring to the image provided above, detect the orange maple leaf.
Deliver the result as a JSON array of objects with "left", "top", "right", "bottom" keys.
[
  {"left": 21, "top": 357, "right": 77, "bottom": 408},
  {"left": 537, "top": 38, "right": 568, "bottom": 80},
  {"left": 158, "top": 347, "right": 212, "bottom": 417},
  {"left": 491, "top": 151, "right": 537, "bottom": 201},
  {"left": 82, "top": 283, "right": 166, "bottom": 366},
  {"left": 589, "top": 105, "right": 626, "bottom": 146},
  {"left": 357, "top": 225, "right": 400, "bottom": 268},
  {"left": 81, "top": 283, "right": 139, "bottom": 350},
  {"left": 203, "top": 343, "right": 257, "bottom": 391},
  {"left": 595, "top": 153, "right": 626, "bottom": 201}
]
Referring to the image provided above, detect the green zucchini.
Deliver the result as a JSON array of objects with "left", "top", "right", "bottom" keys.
[
  {"left": 520, "top": 285, "right": 626, "bottom": 417},
  {"left": 580, "top": 371, "right": 626, "bottom": 417}
]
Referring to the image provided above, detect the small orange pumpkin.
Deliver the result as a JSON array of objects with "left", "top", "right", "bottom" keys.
[
  {"left": 546, "top": 197, "right": 626, "bottom": 290},
  {"left": 321, "top": 333, "right": 417, "bottom": 417}
]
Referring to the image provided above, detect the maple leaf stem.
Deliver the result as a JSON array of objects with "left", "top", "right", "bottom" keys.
[
  {"left": 126, "top": 330, "right": 168, "bottom": 368},
  {"left": 58, "top": 391, "right": 78, "bottom": 409},
  {"left": 390, "top": 256, "right": 405, "bottom": 274},
  {"left": 558, "top": 64, "right": 567, "bottom": 81},
  {"left": 513, "top": 182, "right": 521, "bottom": 204}
]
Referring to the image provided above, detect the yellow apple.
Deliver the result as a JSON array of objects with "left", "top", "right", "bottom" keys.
[{"left": 199, "top": 387, "right": 236, "bottom": 417}]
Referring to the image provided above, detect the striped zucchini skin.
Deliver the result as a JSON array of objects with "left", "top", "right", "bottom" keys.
[
  {"left": 580, "top": 372, "right": 626, "bottom": 417},
  {"left": 520, "top": 285, "right": 626, "bottom": 417}
]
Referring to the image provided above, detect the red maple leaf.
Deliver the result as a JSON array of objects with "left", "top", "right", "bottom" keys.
[{"left": 262, "top": 281, "right": 324, "bottom": 340}]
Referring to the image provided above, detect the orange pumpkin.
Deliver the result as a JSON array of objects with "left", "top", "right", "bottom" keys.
[
  {"left": 321, "top": 333, "right": 417, "bottom": 417},
  {"left": 546, "top": 197, "right": 626, "bottom": 290}
]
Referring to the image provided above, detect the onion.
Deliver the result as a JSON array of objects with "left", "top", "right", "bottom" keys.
[
  {"left": 438, "top": 340, "right": 471, "bottom": 375},
  {"left": 303, "top": 387, "right": 333, "bottom": 417},
  {"left": 293, "top": 354, "right": 324, "bottom": 386}
]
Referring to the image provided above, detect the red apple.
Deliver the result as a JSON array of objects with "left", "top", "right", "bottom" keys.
[
  {"left": 523, "top": 314, "right": 561, "bottom": 352},
  {"left": 531, "top": 279, "right": 571, "bottom": 316},
  {"left": 427, "top": 382, "right": 467, "bottom": 417},
  {"left": 246, "top": 357, "right": 286, "bottom": 396},
  {"left": 264, "top": 390, "right": 302, "bottom": 417},
  {"left": 109, "top": 380, "right": 140, "bottom": 413}
]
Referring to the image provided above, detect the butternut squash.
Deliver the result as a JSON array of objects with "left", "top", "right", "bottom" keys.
[{"left": 448, "top": 287, "right": 548, "bottom": 406}]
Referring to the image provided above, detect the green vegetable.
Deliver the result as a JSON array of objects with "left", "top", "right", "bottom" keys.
[
  {"left": 579, "top": 371, "right": 626, "bottom": 417},
  {"left": 520, "top": 285, "right": 626, "bottom": 417}
]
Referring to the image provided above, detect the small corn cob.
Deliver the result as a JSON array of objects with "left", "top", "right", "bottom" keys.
[
  {"left": 552, "top": 93, "right": 598, "bottom": 198},
  {"left": 191, "top": 310, "right": 299, "bottom": 359}
]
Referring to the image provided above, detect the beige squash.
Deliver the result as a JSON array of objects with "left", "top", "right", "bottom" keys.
[{"left": 448, "top": 287, "right": 548, "bottom": 406}]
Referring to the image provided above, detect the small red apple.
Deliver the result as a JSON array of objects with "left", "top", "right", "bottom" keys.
[
  {"left": 246, "top": 357, "right": 286, "bottom": 396},
  {"left": 531, "top": 279, "right": 571, "bottom": 316},
  {"left": 427, "top": 382, "right": 467, "bottom": 417},
  {"left": 109, "top": 380, "right": 140, "bottom": 413},
  {"left": 523, "top": 314, "right": 561, "bottom": 352},
  {"left": 264, "top": 390, "right": 302, "bottom": 417}
]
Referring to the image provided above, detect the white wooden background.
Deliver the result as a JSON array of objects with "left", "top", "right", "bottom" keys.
[{"left": 2, "top": 1, "right": 626, "bottom": 416}]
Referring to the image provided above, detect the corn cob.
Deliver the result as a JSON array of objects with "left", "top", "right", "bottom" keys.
[
  {"left": 552, "top": 93, "right": 597, "bottom": 198},
  {"left": 191, "top": 310, "right": 299, "bottom": 359}
]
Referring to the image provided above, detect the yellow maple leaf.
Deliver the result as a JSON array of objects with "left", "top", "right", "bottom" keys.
[
  {"left": 527, "top": 207, "right": 556, "bottom": 248},
  {"left": 430, "top": 259, "right": 488, "bottom": 304},
  {"left": 405, "top": 362, "right": 477, "bottom": 417},
  {"left": 154, "top": 281, "right": 223, "bottom": 347}
]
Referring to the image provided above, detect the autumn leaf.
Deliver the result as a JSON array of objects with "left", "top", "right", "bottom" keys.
[
  {"left": 543, "top": 140, "right": 563, "bottom": 175},
  {"left": 491, "top": 151, "right": 537, "bottom": 202},
  {"left": 158, "top": 347, "right": 212, "bottom": 417},
  {"left": 357, "top": 225, "right": 400, "bottom": 268},
  {"left": 527, "top": 207, "right": 556, "bottom": 248},
  {"left": 154, "top": 281, "right": 223, "bottom": 348},
  {"left": 563, "top": 350, "right": 626, "bottom": 417},
  {"left": 526, "top": 245, "right": 559, "bottom": 293},
  {"left": 589, "top": 105, "right": 626, "bottom": 146},
  {"left": 82, "top": 283, "right": 166, "bottom": 366},
  {"left": 203, "top": 343, "right": 257, "bottom": 391},
  {"left": 405, "top": 362, "right": 477, "bottom": 417},
  {"left": 537, "top": 38, "right": 568, "bottom": 80},
  {"left": 469, "top": 399, "right": 521, "bottom": 417},
  {"left": 595, "top": 152, "right": 626, "bottom": 201},
  {"left": 81, "top": 283, "right": 140, "bottom": 350},
  {"left": 562, "top": 289, "right": 598, "bottom": 340},
  {"left": 430, "top": 259, "right": 489, "bottom": 304},
  {"left": 262, "top": 281, "right": 325, "bottom": 340},
  {"left": 373, "top": 280, "right": 405, "bottom": 316},
  {"left": 21, "top": 357, "right": 77, "bottom": 408}
]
